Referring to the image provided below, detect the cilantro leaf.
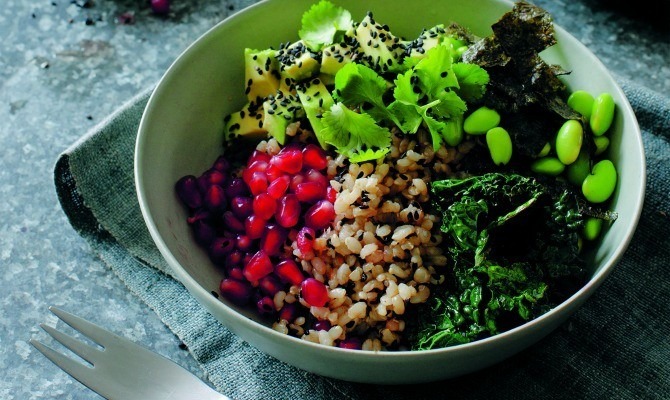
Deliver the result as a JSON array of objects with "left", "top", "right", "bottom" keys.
[
  {"left": 418, "top": 101, "right": 448, "bottom": 149},
  {"left": 429, "top": 90, "right": 467, "bottom": 119},
  {"left": 414, "top": 44, "right": 459, "bottom": 98},
  {"left": 452, "top": 62, "right": 490, "bottom": 102},
  {"left": 321, "top": 102, "right": 391, "bottom": 161},
  {"left": 387, "top": 70, "right": 423, "bottom": 133},
  {"left": 299, "top": 0, "right": 353, "bottom": 51},
  {"left": 333, "top": 63, "right": 396, "bottom": 123}
]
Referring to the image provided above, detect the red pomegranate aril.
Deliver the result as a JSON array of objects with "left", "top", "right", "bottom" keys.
[
  {"left": 338, "top": 337, "right": 362, "bottom": 350},
  {"left": 303, "top": 168, "right": 329, "bottom": 188},
  {"left": 219, "top": 278, "right": 252, "bottom": 306},
  {"left": 208, "top": 237, "right": 234, "bottom": 263},
  {"left": 313, "top": 320, "right": 331, "bottom": 331},
  {"left": 275, "top": 259, "right": 304, "bottom": 286},
  {"left": 197, "top": 168, "right": 227, "bottom": 193},
  {"left": 278, "top": 302, "right": 298, "bottom": 322},
  {"left": 259, "top": 274, "right": 284, "bottom": 297},
  {"left": 265, "top": 163, "right": 285, "bottom": 182},
  {"left": 204, "top": 185, "right": 227, "bottom": 213},
  {"left": 326, "top": 186, "right": 337, "bottom": 203},
  {"left": 296, "top": 227, "right": 316, "bottom": 255},
  {"left": 245, "top": 214, "right": 266, "bottom": 239},
  {"left": 236, "top": 234, "right": 253, "bottom": 252},
  {"left": 222, "top": 211, "right": 245, "bottom": 233},
  {"left": 301, "top": 278, "right": 329, "bottom": 307},
  {"left": 261, "top": 224, "right": 287, "bottom": 256},
  {"left": 192, "top": 220, "right": 216, "bottom": 245},
  {"left": 247, "top": 171, "right": 268, "bottom": 195},
  {"left": 289, "top": 174, "right": 304, "bottom": 192},
  {"left": 230, "top": 196, "right": 253, "bottom": 218},
  {"left": 243, "top": 250, "right": 273, "bottom": 282},
  {"left": 247, "top": 150, "right": 271, "bottom": 166},
  {"left": 227, "top": 267, "right": 245, "bottom": 281},
  {"left": 304, "top": 200, "right": 335, "bottom": 230},
  {"left": 225, "top": 250, "right": 244, "bottom": 267},
  {"left": 266, "top": 175, "right": 290, "bottom": 199},
  {"left": 253, "top": 193, "right": 277, "bottom": 220},
  {"left": 295, "top": 181, "right": 326, "bottom": 203},
  {"left": 225, "top": 178, "right": 248, "bottom": 199},
  {"left": 302, "top": 144, "right": 328, "bottom": 170},
  {"left": 175, "top": 175, "right": 202, "bottom": 209},
  {"left": 271, "top": 144, "right": 303, "bottom": 174},
  {"left": 256, "top": 296, "right": 276, "bottom": 315},
  {"left": 275, "top": 194, "right": 300, "bottom": 228},
  {"left": 187, "top": 208, "right": 210, "bottom": 225},
  {"left": 212, "top": 155, "right": 230, "bottom": 172}
]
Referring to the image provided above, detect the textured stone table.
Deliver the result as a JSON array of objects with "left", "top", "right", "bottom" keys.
[{"left": 1, "top": 0, "right": 667, "bottom": 398}]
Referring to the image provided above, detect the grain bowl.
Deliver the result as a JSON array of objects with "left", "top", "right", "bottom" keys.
[{"left": 135, "top": 0, "right": 644, "bottom": 383}]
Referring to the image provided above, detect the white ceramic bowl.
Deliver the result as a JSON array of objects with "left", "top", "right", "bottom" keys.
[{"left": 135, "top": 0, "right": 645, "bottom": 384}]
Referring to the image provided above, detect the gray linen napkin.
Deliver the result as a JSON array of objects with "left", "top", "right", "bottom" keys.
[{"left": 54, "top": 78, "right": 670, "bottom": 399}]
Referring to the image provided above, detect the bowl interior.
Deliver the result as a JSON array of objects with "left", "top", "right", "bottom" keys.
[{"left": 136, "top": 0, "right": 644, "bottom": 383}]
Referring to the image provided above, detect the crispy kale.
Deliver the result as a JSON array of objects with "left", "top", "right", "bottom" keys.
[{"left": 408, "top": 173, "right": 586, "bottom": 350}]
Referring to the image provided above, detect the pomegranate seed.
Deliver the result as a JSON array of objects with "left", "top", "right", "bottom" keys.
[
  {"left": 259, "top": 274, "right": 284, "bottom": 296},
  {"left": 245, "top": 214, "right": 266, "bottom": 239},
  {"left": 243, "top": 250, "right": 273, "bottom": 282},
  {"left": 271, "top": 145, "right": 303, "bottom": 174},
  {"left": 225, "top": 178, "right": 249, "bottom": 199},
  {"left": 260, "top": 224, "right": 287, "bottom": 256},
  {"left": 204, "top": 185, "right": 227, "bottom": 213},
  {"left": 222, "top": 211, "right": 245, "bottom": 233},
  {"left": 303, "top": 168, "right": 329, "bottom": 188},
  {"left": 253, "top": 193, "right": 277, "bottom": 220},
  {"left": 338, "top": 337, "right": 362, "bottom": 350},
  {"left": 289, "top": 174, "right": 305, "bottom": 192},
  {"left": 302, "top": 144, "right": 328, "bottom": 170},
  {"left": 257, "top": 296, "right": 276, "bottom": 315},
  {"left": 187, "top": 208, "right": 210, "bottom": 225},
  {"left": 247, "top": 150, "right": 271, "bottom": 166},
  {"left": 275, "top": 194, "right": 300, "bottom": 228},
  {"left": 197, "top": 168, "right": 227, "bottom": 193},
  {"left": 295, "top": 181, "right": 326, "bottom": 203},
  {"left": 267, "top": 175, "right": 290, "bottom": 199},
  {"left": 150, "top": 0, "right": 170, "bottom": 15},
  {"left": 175, "top": 175, "right": 202, "bottom": 209},
  {"left": 296, "top": 227, "right": 315, "bottom": 255},
  {"left": 236, "top": 234, "right": 253, "bottom": 252},
  {"left": 304, "top": 200, "right": 335, "bottom": 230},
  {"left": 225, "top": 250, "right": 244, "bottom": 267},
  {"left": 301, "top": 278, "right": 329, "bottom": 307},
  {"left": 246, "top": 171, "right": 268, "bottom": 195},
  {"left": 327, "top": 186, "right": 337, "bottom": 203},
  {"left": 242, "top": 252, "right": 253, "bottom": 267},
  {"left": 278, "top": 303, "right": 298, "bottom": 322},
  {"left": 313, "top": 320, "right": 331, "bottom": 331},
  {"left": 275, "top": 259, "right": 304, "bottom": 286},
  {"left": 230, "top": 196, "right": 253, "bottom": 218},
  {"left": 227, "top": 267, "right": 245, "bottom": 281},
  {"left": 192, "top": 220, "right": 215, "bottom": 245},
  {"left": 208, "top": 237, "right": 234, "bottom": 263},
  {"left": 212, "top": 155, "right": 230, "bottom": 172},
  {"left": 219, "top": 278, "right": 252, "bottom": 305},
  {"left": 265, "top": 163, "right": 286, "bottom": 182}
]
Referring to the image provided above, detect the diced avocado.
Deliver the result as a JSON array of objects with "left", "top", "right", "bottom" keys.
[
  {"left": 354, "top": 13, "right": 405, "bottom": 74},
  {"left": 262, "top": 90, "right": 304, "bottom": 144},
  {"left": 277, "top": 40, "right": 321, "bottom": 82},
  {"left": 244, "top": 48, "right": 281, "bottom": 103},
  {"left": 295, "top": 78, "right": 334, "bottom": 147},
  {"left": 403, "top": 24, "right": 449, "bottom": 68},
  {"left": 320, "top": 39, "right": 360, "bottom": 76},
  {"left": 224, "top": 100, "right": 267, "bottom": 142}
]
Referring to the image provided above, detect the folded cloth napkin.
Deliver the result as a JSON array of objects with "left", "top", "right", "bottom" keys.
[{"left": 54, "top": 77, "right": 670, "bottom": 400}]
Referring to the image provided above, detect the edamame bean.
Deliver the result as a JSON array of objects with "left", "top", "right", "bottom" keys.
[
  {"left": 593, "top": 136, "right": 610, "bottom": 155},
  {"left": 583, "top": 217, "right": 603, "bottom": 241},
  {"left": 567, "top": 90, "right": 595, "bottom": 119},
  {"left": 590, "top": 93, "right": 615, "bottom": 136},
  {"left": 486, "top": 127, "right": 513, "bottom": 165},
  {"left": 566, "top": 150, "right": 590, "bottom": 186},
  {"left": 463, "top": 106, "right": 500, "bottom": 135},
  {"left": 555, "top": 119, "right": 583, "bottom": 165},
  {"left": 537, "top": 142, "right": 551, "bottom": 158},
  {"left": 442, "top": 115, "right": 464, "bottom": 147},
  {"left": 582, "top": 159, "right": 617, "bottom": 203},
  {"left": 531, "top": 157, "right": 565, "bottom": 176}
]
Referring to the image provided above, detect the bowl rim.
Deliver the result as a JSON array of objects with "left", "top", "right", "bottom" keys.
[{"left": 135, "top": 0, "right": 646, "bottom": 359}]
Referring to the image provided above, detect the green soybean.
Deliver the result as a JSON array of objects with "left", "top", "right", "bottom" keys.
[
  {"left": 486, "top": 127, "right": 513, "bottom": 165},
  {"left": 583, "top": 217, "right": 603, "bottom": 241},
  {"left": 464, "top": 106, "right": 500, "bottom": 135},
  {"left": 537, "top": 142, "right": 551, "bottom": 158},
  {"left": 566, "top": 150, "right": 591, "bottom": 186},
  {"left": 555, "top": 119, "right": 583, "bottom": 165},
  {"left": 531, "top": 157, "right": 565, "bottom": 176},
  {"left": 442, "top": 115, "right": 464, "bottom": 147},
  {"left": 590, "top": 93, "right": 615, "bottom": 136},
  {"left": 582, "top": 159, "right": 617, "bottom": 203},
  {"left": 593, "top": 136, "right": 610, "bottom": 155},
  {"left": 567, "top": 90, "right": 595, "bottom": 119}
]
